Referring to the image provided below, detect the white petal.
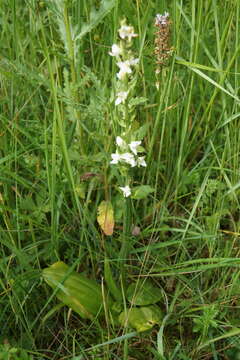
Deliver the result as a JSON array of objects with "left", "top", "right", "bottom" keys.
[
  {"left": 129, "top": 58, "right": 139, "bottom": 66},
  {"left": 117, "top": 61, "right": 132, "bottom": 73},
  {"left": 116, "top": 136, "right": 127, "bottom": 148},
  {"left": 115, "top": 97, "right": 122, "bottom": 105},
  {"left": 115, "top": 91, "right": 128, "bottom": 106},
  {"left": 118, "top": 25, "right": 138, "bottom": 41},
  {"left": 117, "top": 71, "right": 125, "bottom": 80},
  {"left": 129, "top": 141, "right": 141, "bottom": 155},
  {"left": 116, "top": 61, "right": 134, "bottom": 79},
  {"left": 121, "top": 153, "right": 137, "bottom": 167},
  {"left": 110, "top": 153, "right": 121, "bottom": 164},
  {"left": 137, "top": 156, "right": 147, "bottom": 167},
  {"left": 119, "top": 185, "right": 131, "bottom": 197},
  {"left": 109, "top": 44, "right": 122, "bottom": 57}
]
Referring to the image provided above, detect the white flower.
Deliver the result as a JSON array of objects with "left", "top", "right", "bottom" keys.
[
  {"left": 137, "top": 156, "right": 147, "bottom": 167},
  {"left": 110, "top": 152, "right": 121, "bottom": 164},
  {"left": 110, "top": 151, "right": 137, "bottom": 167},
  {"left": 129, "top": 58, "right": 139, "bottom": 66},
  {"left": 119, "top": 185, "right": 131, "bottom": 197},
  {"left": 109, "top": 44, "right": 122, "bottom": 57},
  {"left": 116, "top": 136, "right": 127, "bottom": 148},
  {"left": 118, "top": 25, "right": 138, "bottom": 41},
  {"left": 155, "top": 12, "right": 169, "bottom": 26},
  {"left": 121, "top": 152, "right": 137, "bottom": 167},
  {"left": 129, "top": 140, "right": 141, "bottom": 155},
  {"left": 116, "top": 60, "right": 132, "bottom": 80},
  {"left": 115, "top": 91, "right": 128, "bottom": 105}
]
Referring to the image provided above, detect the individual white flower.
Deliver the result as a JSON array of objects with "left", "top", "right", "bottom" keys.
[
  {"left": 115, "top": 91, "right": 128, "bottom": 105},
  {"left": 110, "top": 152, "right": 121, "bottom": 164},
  {"left": 109, "top": 44, "right": 122, "bottom": 57},
  {"left": 116, "top": 60, "right": 132, "bottom": 80},
  {"left": 155, "top": 12, "right": 169, "bottom": 26},
  {"left": 121, "top": 152, "right": 137, "bottom": 167},
  {"left": 129, "top": 140, "right": 141, "bottom": 155},
  {"left": 119, "top": 185, "right": 131, "bottom": 197},
  {"left": 118, "top": 25, "right": 138, "bottom": 41},
  {"left": 137, "top": 156, "right": 147, "bottom": 167},
  {"left": 129, "top": 58, "right": 139, "bottom": 66},
  {"left": 116, "top": 136, "right": 127, "bottom": 148}
]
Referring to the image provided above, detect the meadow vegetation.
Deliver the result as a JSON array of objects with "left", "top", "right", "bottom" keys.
[{"left": 0, "top": 0, "right": 240, "bottom": 359}]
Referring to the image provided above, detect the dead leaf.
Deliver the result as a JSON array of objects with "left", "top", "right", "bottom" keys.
[{"left": 97, "top": 201, "right": 114, "bottom": 236}]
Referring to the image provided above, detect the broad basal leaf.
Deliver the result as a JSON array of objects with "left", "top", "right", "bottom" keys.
[
  {"left": 42, "top": 262, "right": 108, "bottom": 319},
  {"left": 119, "top": 305, "right": 163, "bottom": 332}
]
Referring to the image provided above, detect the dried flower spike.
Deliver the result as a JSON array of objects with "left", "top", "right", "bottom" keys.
[
  {"left": 154, "top": 12, "right": 172, "bottom": 73},
  {"left": 155, "top": 12, "right": 170, "bottom": 26}
]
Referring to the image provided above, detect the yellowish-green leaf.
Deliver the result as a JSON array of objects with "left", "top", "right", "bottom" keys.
[
  {"left": 119, "top": 305, "right": 163, "bottom": 332},
  {"left": 97, "top": 201, "right": 114, "bottom": 236},
  {"left": 42, "top": 261, "right": 107, "bottom": 319}
]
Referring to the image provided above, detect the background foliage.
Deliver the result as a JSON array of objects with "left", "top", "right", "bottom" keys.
[{"left": 0, "top": 0, "right": 240, "bottom": 359}]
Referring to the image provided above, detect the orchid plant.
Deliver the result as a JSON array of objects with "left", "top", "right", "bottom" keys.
[{"left": 108, "top": 20, "right": 151, "bottom": 199}]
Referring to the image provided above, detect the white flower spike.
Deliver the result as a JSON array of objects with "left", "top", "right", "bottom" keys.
[
  {"left": 118, "top": 25, "right": 138, "bottom": 41},
  {"left": 115, "top": 91, "right": 129, "bottom": 106},
  {"left": 109, "top": 44, "right": 122, "bottom": 57},
  {"left": 119, "top": 185, "right": 131, "bottom": 197},
  {"left": 129, "top": 140, "right": 141, "bottom": 155}
]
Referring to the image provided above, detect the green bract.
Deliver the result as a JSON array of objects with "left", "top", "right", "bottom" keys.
[{"left": 42, "top": 261, "right": 109, "bottom": 319}]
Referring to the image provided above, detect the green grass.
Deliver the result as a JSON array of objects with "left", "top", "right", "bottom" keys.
[{"left": 1, "top": 0, "right": 240, "bottom": 359}]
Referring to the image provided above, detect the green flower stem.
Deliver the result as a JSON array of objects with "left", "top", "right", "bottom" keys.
[{"left": 119, "top": 197, "right": 132, "bottom": 284}]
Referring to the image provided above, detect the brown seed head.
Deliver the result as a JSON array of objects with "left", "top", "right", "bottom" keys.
[{"left": 154, "top": 12, "right": 172, "bottom": 72}]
